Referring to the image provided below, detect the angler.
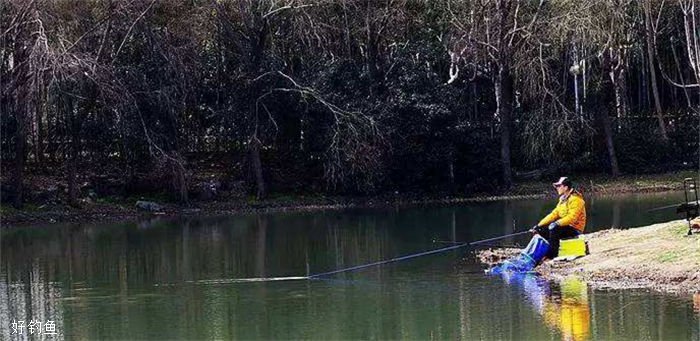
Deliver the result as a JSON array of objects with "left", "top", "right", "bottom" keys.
[
  {"left": 531, "top": 177, "right": 587, "bottom": 260},
  {"left": 487, "top": 177, "right": 588, "bottom": 275}
]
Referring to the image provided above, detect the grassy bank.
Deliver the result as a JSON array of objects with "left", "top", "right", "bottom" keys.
[
  {"left": 477, "top": 220, "right": 700, "bottom": 294},
  {"left": 511, "top": 170, "right": 699, "bottom": 196},
  {"left": 1, "top": 170, "right": 698, "bottom": 228},
  {"left": 539, "top": 221, "right": 700, "bottom": 294}
]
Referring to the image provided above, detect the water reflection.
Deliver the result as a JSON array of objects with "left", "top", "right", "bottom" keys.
[
  {"left": 545, "top": 278, "right": 590, "bottom": 341},
  {"left": 501, "top": 274, "right": 590, "bottom": 341},
  {"left": 0, "top": 262, "right": 64, "bottom": 340},
  {"left": 0, "top": 191, "right": 697, "bottom": 339}
]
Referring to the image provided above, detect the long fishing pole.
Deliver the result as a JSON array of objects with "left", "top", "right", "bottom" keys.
[
  {"left": 308, "top": 242, "right": 470, "bottom": 278},
  {"left": 471, "top": 242, "right": 522, "bottom": 248},
  {"left": 309, "top": 229, "right": 532, "bottom": 278},
  {"left": 468, "top": 230, "right": 532, "bottom": 245},
  {"left": 434, "top": 240, "right": 521, "bottom": 248},
  {"left": 180, "top": 229, "right": 534, "bottom": 284},
  {"left": 647, "top": 200, "right": 700, "bottom": 212}
]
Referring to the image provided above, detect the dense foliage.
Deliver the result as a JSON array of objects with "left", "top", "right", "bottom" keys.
[{"left": 2, "top": 0, "right": 699, "bottom": 206}]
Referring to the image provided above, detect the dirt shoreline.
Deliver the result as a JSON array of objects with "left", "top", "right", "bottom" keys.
[
  {"left": 1, "top": 170, "right": 697, "bottom": 228},
  {"left": 0, "top": 194, "right": 547, "bottom": 228},
  {"left": 476, "top": 221, "right": 700, "bottom": 295}
]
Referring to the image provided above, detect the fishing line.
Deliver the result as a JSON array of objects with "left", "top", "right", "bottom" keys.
[
  {"left": 164, "top": 230, "right": 532, "bottom": 285},
  {"left": 191, "top": 276, "right": 309, "bottom": 284},
  {"left": 158, "top": 243, "right": 471, "bottom": 285},
  {"left": 308, "top": 242, "right": 469, "bottom": 278},
  {"left": 434, "top": 240, "right": 522, "bottom": 249},
  {"left": 307, "top": 230, "right": 531, "bottom": 278},
  {"left": 468, "top": 230, "right": 531, "bottom": 245}
]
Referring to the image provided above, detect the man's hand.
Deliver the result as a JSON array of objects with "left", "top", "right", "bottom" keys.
[
  {"left": 548, "top": 222, "right": 559, "bottom": 230},
  {"left": 530, "top": 225, "right": 539, "bottom": 234}
]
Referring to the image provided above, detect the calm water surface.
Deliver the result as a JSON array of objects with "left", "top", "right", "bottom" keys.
[{"left": 1, "top": 191, "right": 699, "bottom": 340}]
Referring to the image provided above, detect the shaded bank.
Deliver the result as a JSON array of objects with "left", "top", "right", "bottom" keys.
[
  {"left": 477, "top": 220, "right": 700, "bottom": 294},
  {"left": 2, "top": 170, "right": 698, "bottom": 227}
]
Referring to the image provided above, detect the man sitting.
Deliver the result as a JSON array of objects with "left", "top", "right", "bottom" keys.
[{"left": 531, "top": 177, "right": 587, "bottom": 259}]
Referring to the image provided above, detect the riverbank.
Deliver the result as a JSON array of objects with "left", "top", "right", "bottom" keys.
[
  {"left": 477, "top": 220, "right": 700, "bottom": 294},
  {"left": 1, "top": 170, "right": 698, "bottom": 228}
]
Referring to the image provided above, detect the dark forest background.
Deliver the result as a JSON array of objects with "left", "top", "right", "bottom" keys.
[{"left": 2, "top": 0, "right": 700, "bottom": 207}]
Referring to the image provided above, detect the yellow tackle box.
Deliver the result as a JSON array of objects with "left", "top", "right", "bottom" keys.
[{"left": 558, "top": 236, "right": 588, "bottom": 258}]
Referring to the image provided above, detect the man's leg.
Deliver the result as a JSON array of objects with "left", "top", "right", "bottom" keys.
[
  {"left": 533, "top": 226, "right": 554, "bottom": 258},
  {"left": 547, "top": 225, "right": 580, "bottom": 258},
  {"left": 535, "top": 226, "right": 550, "bottom": 239}
]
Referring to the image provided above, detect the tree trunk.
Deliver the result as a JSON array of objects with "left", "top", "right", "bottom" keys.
[
  {"left": 10, "top": 23, "right": 31, "bottom": 209},
  {"left": 245, "top": 10, "right": 269, "bottom": 201},
  {"left": 495, "top": 64, "right": 514, "bottom": 189},
  {"left": 12, "top": 113, "right": 26, "bottom": 209},
  {"left": 35, "top": 97, "right": 44, "bottom": 168},
  {"left": 670, "top": 41, "right": 693, "bottom": 107},
  {"left": 250, "top": 135, "right": 266, "bottom": 200},
  {"left": 169, "top": 155, "right": 188, "bottom": 204},
  {"left": 447, "top": 157, "right": 455, "bottom": 195},
  {"left": 65, "top": 95, "right": 79, "bottom": 207},
  {"left": 494, "top": 0, "right": 513, "bottom": 190},
  {"left": 610, "top": 68, "right": 626, "bottom": 132},
  {"left": 619, "top": 68, "right": 628, "bottom": 123},
  {"left": 574, "top": 73, "right": 580, "bottom": 118},
  {"left": 596, "top": 109, "right": 620, "bottom": 177},
  {"left": 68, "top": 147, "right": 78, "bottom": 207},
  {"left": 643, "top": 1, "right": 669, "bottom": 141},
  {"left": 367, "top": 24, "right": 384, "bottom": 96}
]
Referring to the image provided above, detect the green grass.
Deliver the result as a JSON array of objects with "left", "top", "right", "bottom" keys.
[
  {"left": 267, "top": 194, "right": 298, "bottom": 202},
  {"left": 96, "top": 195, "right": 125, "bottom": 204},
  {"left": 246, "top": 195, "right": 259, "bottom": 205},
  {"left": 0, "top": 203, "right": 42, "bottom": 214},
  {"left": 657, "top": 251, "right": 681, "bottom": 263},
  {"left": 513, "top": 170, "right": 698, "bottom": 196},
  {"left": 671, "top": 223, "right": 691, "bottom": 236},
  {"left": 0, "top": 203, "right": 17, "bottom": 218}
]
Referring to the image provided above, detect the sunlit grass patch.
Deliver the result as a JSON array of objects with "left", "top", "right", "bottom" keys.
[{"left": 657, "top": 251, "right": 681, "bottom": 263}]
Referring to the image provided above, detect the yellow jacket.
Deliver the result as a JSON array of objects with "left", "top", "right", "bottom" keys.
[{"left": 538, "top": 191, "right": 586, "bottom": 232}]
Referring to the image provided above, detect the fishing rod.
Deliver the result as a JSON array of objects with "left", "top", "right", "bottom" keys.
[
  {"left": 471, "top": 242, "right": 522, "bottom": 249},
  {"left": 310, "top": 229, "right": 533, "bottom": 278},
  {"left": 178, "top": 242, "right": 490, "bottom": 285},
  {"left": 182, "top": 229, "right": 535, "bottom": 284},
  {"left": 433, "top": 228, "right": 532, "bottom": 246},
  {"left": 433, "top": 240, "right": 522, "bottom": 249},
  {"left": 468, "top": 230, "right": 532, "bottom": 246},
  {"left": 646, "top": 201, "right": 700, "bottom": 212},
  {"left": 308, "top": 242, "right": 470, "bottom": 278}
]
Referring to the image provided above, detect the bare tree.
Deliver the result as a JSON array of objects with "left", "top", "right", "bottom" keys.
[
  {"left": 551, "top": 0, "right": 628, "bottom": 177},
  {"left": 447, "top": 0, "right": 548, "bottom": 187},
  {"left": 643, "top": 0, "right": 670, "bottom": 141},
  {"left": 3, "top": 1, "right": 46, "bottom": 208},
  {"left": 676, "top": 0, "right": 700, "bottom": 88}
]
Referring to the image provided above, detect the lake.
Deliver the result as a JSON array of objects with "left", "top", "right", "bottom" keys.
[{"left": 1, "top": 191, "right": 699, "bottom": 340}]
